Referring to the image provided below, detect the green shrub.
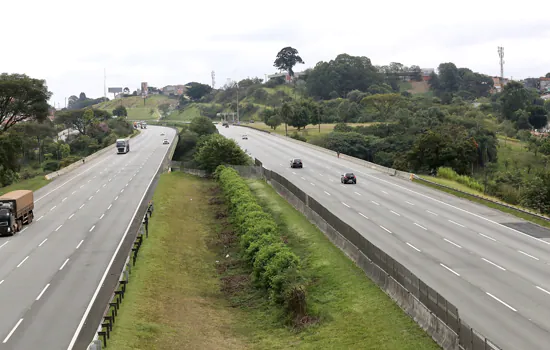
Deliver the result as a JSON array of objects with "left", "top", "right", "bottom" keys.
[
  {"left": 437, "top": 166, "right": 484, "bottom": 192},
  {"left": 215, "top": 165, "right": 308, "bottom": 318},
  {"left": 42, "top": 160, "right": 60, "bottom": 172}
]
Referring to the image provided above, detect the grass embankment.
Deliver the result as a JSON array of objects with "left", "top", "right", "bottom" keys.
[
  {"left": 107, "top": 172, "right": 439, "bottom": 349},
  {"left": 107, "top": 173, "right": 248, "bottom": 350},
  {"left": 0, "top": 176, "right": 50, "bottom": 196},
  {"left": 244, "top": 122, "right": 380, "bottom": 141},
  {"left": 94, "top": 95, "right": 177, "bottom": 121}
]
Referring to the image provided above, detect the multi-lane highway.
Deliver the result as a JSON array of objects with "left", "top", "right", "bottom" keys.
[
  {"left": 221, "top": 125, "right": 550, "bottom": 350},
  {"left": 0, "top": 125, "right": 175, "bottom": 350}
]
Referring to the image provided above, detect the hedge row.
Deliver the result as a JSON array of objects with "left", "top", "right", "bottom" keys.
[{"left": 214, "top": 165, "right": 308, "bottom": 317}]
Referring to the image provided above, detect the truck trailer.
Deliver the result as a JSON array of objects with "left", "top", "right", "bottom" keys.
[
  {"left": 116, "top": 138, "right": 130, "bottom": 154},
  {"left": 0, "top": 190, "right": 34, "bottom": 236}
]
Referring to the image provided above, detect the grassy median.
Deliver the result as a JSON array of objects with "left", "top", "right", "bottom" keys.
[{"left": 107, "top": 172, "right": 439, "bottom": 349}]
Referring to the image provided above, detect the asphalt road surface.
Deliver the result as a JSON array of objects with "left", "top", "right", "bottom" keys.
[
  {"left": 222, "top": 125, "right": 550, "bottom": 350},
  {"left": 0, "top": 126, "right": 175, "bottom": 350}
]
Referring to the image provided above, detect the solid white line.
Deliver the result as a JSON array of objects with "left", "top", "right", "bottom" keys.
[
  {"left": 62, "top": 197, "right": 67, "bottom": 202},
  {"left": 536, "top": 286, "right": 550, "bottom": 295},
  {"left": 3, "top": 318, "right": 23, "bottom": 343},
  {"left": 354, "top": 191, "right": 361, "bottom": 196},
  {"left": 89, "top": 225, "right": 95, "bottom": 232},
  {"left": 55, "top": 225, "right": 63, "bottom": 232},
  {"left": 342, "top": 202, "right": 350, "bottom": 208},
  {"left": 79, "top": 204, "right": 85, "bottom": 209},
  {"left": 380, "top": 225, "right": 392, "bottom": 233},
  {"left": 358, "top": 213, "right": 368, "bottom": 219},
  {"left": 37, "top": 215, "right": 43, "bottom": 221},
  {"left": 448, "top": 220, "right": 465, "bottom": 227},
  {"left": 405, "top": 201, "right": 414, "bottom": 205},
  {"left": 35, "top": 154, "right": 112, "bottom": 202},
  {"left": 444, "top": 238, "right": 462, "bottom": 248},
  {"left": 414, "top": 223, "right": 427, "bottom": 230},
  {"left": 59, "top": 258, "right": 69, "bottom": 270},
  {"left": 371, "top": 201, "right": 379, "bottom": 206},
  {"left": 36, "top": 284, "right": 50, "bottom": 301},
  {"left": 17, "top": 256, "right": 29, "bottom": 268},
  {"left": 426, "top": 210, "right": 438, "bottom": 216},
  {"left": 68, "top": 213, "right": 75, "bottom": 219},
  {"left": 67, "top": 137, "right": 171, "bottom": 350},
  {"left": 0, "top": 241, "right": 8, "bottom": 249},
  {"left": 324, "top": 191, "right": 331, "bottom": 196},
  {"left": 478, "top": 233, "right": 496, "bottom": 242},
  {"left": 406, "top": 242, "right": 421, "bottom": 252},
  {"left": 486, "top": 292, "right": 517, "bottom": 312},
  {"left": 50, "top": 206, "right": 56, "bottom": 211},
  {"left": 440, "top": 263, "right": 460, "bottom": 276},
  {"left": 310, "top": 182, "right": 315, "bottom": 186},
  {"left": 99, "top": 214, "right": 104, "bottom": 220},
  {"left": 76, "top": 240, "right": 84, "bottom": 249},
  {"left": 38, "top": 238, "right": 47, "bottom": 247},
  {"left": 482, "top": 258, "right": 506, "bottom": 271},
  {"left": 518, "top": 250, "right": 539, "bottom": 260},
  {"left": 390, "top": 210, "right": 400, "bottom": 216},
  {"left": 115, "top": 196, "right": 119, "bottom": 201},
  {"left": 107, "top": 204, "right": 112, "bottom": 210}
]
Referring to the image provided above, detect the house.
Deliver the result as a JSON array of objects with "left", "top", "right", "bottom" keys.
[
  {"left": 266, "top": 71, "right": 306, "bottom": 83},
  {"left": 162, "top": 85, "right": 187, "bottom": 96},
  {"left": 540, "top": 78, "right": 550, "bottom": 93},
  {"left": 491, "top": 76, "right": 509, "bottom": 93},
  {"left": 421, "top": 68, "right": 434, "bottom": 81}
]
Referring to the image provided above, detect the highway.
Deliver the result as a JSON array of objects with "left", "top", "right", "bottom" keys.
[
  {"left": 220, "top": 125, "right": 550, "bottom": 350},
  {"left": 0, "top": 125, "right": 175, "bottom": 350}
]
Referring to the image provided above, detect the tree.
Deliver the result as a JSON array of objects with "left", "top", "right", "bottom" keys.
[
  {"left": 288, "top": 102, "right": 310, "bottom": 130},
  {"left": 266, "top": 115, "right": 282, "bottom": 130},
  {"left": 0, "top": 73, "right": 52, "bottom": 132},
  {"left": 55, "top": 109, "right": 98, "bottom": 135},
  {"left": 113, "top": 105, "right": 128, "bottom": 117},
  {"left": 361, "top": 93, "right": 403, "bottom": 120},
  {"left": 280, "top": 102, "right": 293, "bottom": 135},
  {"left": 186, "top": 83, "right": 213, "bottom": 101},
  {"left": 273, "top": 47, "right": 304, "bottom": 77},
  {"left": 194, "top": 134, "right": 249, "bottom": 172},
  {"left": 189, "top": 116, "right": 216, "bottom": 136},
  {"left": 158, "top": 103, "right": 170, "bottom": 118},
  {"left": 501, "top": 81, "right": 531, "bottom": 120},
  {"left": 528, "top": 105, "right": 548, "bottom": 129}
]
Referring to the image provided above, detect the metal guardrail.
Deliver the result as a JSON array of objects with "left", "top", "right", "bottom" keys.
[{"left": 86, "top": 203, "right": 154, "bottom": 350}]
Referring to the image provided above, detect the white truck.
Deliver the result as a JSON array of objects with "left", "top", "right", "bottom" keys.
[{"left": 116, "top": 138, "right": 130, "bottom": 154}]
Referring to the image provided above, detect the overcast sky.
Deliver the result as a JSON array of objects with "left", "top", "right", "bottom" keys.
[{"left": 3, "top": 0, "right": 549, "bottom": 108}]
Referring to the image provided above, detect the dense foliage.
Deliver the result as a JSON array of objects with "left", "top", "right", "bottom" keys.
[{"left": 214, "top": 165, "right": 308, "bottom": 318}]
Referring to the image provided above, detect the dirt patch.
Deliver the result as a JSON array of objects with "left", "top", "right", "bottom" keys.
[
  {"left": 220, "top": 274, "right": 251, "bottom": 295},
  {"left": 208, "top": 196, "right": 224, "bottom": 205}
]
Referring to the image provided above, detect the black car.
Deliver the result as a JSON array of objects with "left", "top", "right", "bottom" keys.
[
  {"left": 341, "top": 172, "right": 357, "bottom": 184},
  {"left": 290, "top": 158, "right": 303, "bottom": 168}
]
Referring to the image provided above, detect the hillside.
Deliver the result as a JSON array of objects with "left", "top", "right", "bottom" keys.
[{"left": 93, "top": 95, "right": 179, "bottom": 121}]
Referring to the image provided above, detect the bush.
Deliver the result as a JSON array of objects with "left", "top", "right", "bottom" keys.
[
  {"left": 290, "top": 132, "right": 307, "bottom": 142},
  {"left": 59, "top": 155, "right": 81, "bottom": 168},
  {"left": 215, "top": 165, "right": 308, "bottom": 317},
  {"left": 42, "top": 160, "right": 60, "bottom": 172},
  {"left": 436, "top": 167, "right": 484, "bottom": 192}
]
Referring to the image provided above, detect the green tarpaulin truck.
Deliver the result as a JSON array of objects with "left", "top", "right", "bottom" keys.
[{"left": 0, "top": 190, "right": 34, "bottom": 236}]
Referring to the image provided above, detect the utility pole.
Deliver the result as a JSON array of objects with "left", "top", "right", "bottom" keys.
[
  {"left": 236, "top": 82, "right": 239, "bottom": 124},
  {"left": 103, "top": 68, "right": 107, "bottom": 100},
  {"left": 211, "top": 71, "right": 216, "bottom": 89},
  {"left": 497, "top": 47, "right": 505, "bottom": 82}
]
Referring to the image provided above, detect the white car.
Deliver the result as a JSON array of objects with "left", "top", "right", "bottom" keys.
[
  {"left": 242, "top": 135, "right": 248, "bottom": 140},
  {"left": 163, "top": 139, "right": 169, "bottom": 145}
]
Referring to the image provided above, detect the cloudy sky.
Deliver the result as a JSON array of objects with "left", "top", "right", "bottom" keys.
[{"left": 3, "top": 0, "right": 549, "bottom": 107}]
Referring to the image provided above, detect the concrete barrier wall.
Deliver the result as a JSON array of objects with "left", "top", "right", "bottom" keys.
[{"left": 268, "top": 178, "right": 459, "bottom": 349}]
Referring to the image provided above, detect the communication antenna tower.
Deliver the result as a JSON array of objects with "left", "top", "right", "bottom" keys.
[
  {"left": 211, "top": 71, "right": 216, "bottom": 89},
  {"left": 497, "top": 47, "right": 505, "bottom": 81}
]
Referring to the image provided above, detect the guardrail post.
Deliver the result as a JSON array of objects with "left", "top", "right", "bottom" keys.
[{"left": 98, "top": 331, "right": 107, "bottom": 348}]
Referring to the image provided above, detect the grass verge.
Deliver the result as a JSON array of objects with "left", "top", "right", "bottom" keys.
[
  {"left": 0, "top": 175, "right": 50, "bottom": 196},
  {"left": 226, "top": 179, "right": 440, "bottom": 349},
  {"left": 106, "top": 172, "right": 249, "bottom": 350},
  {"left": 414, "top": 177, "right": 550, "bottom": 229}
]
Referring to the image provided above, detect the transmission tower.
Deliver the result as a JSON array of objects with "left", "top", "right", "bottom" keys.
[
  {"left": 211, "top": 71, "right": 216, "bottom": 89},
  {"left": 497, "top": 47, "right": 505, "bottom": 81}
]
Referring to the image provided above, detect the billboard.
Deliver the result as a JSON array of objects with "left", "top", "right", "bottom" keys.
[
  {"left": 108, "top": 87, "right": 123, "bottom": 93},
  {"left": 141, "top": 82, "right": 148, "bottom": 97}
]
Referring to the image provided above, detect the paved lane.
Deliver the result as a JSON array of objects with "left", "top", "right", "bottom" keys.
[
  {"left": 0, "top": 126, "right": 175, "bottom": 350},
  {"left": 223, "top": 125, "right": 550, "bottom": 350}
]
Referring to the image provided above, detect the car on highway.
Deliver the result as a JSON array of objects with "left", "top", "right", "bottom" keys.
[
  {"left": 242, "top": 134, "right": 248, "bottom": 140},
  {"left": 163, "top": 139, "right": 169, "bottom": 145},
  {"left": 160, "top": 132, "right": 165, "bottom": 136},
  {"left": 341, "top": 172, "right": 357, "bottom": 184},
  {"left": 290, "top": 158, "right": 303, "bottom": 168}
]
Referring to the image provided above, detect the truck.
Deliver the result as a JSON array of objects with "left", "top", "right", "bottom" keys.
[
  {"left": 0, "top": 190, "right": 34, "bottom": 236},
  {"left": 116, "top": 138, "right": 130, "bottom": 154},
  {"left": 141, "top": 122, "right": 147, "bottom": 129}
]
